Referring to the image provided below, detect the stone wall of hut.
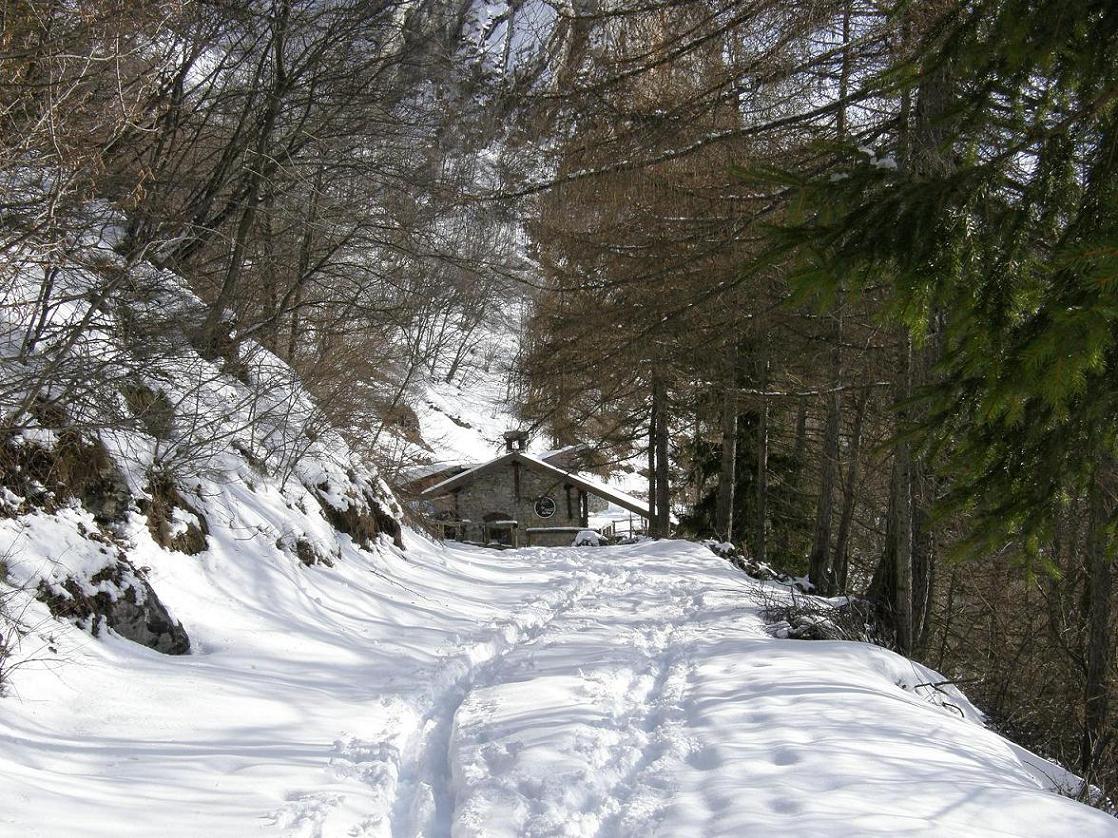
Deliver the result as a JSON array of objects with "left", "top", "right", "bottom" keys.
[{"left": 452, "top": 461, "right": 587, "bottom": 544}]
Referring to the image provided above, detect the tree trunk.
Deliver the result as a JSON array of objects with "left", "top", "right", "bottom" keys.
[
  {"left": 444, "top": 319, "right": 480, "bottom": 384},
  {"left": 753, "top": 338, "right": 770, "bottom": 563},
  {"left": 912, "top": 452, "right": 936, "bottom": 651},
  {"left": 647, "top": 385, "right": 657, "bottom": 532},
  {"left": 1081, "top": 452, "right": 1117, "bottom": 777},
  {"left": 809, "top": 316, "right": 842, "bottom": 593},
  {"left": 259, "top": 187, "right": 278, "bottom": 353},
  {"left": 777, "top": 395, "right": 808, "bottom": 559},
  {"left": 833, "top": 388, "right": 868, "bottom": 593},
  {"left": 654, "top": 375, "right": 671, "bottom": 537},
  {"left": 891, "top": 334, "right": 915, "bottom": 655},
  {"left": 715, "top": 345, "right": 738, "bottom": 540}
]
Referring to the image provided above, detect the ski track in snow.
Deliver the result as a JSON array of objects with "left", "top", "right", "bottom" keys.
[
  {"left": 389, "top": 553, "right": 625, "bottom": 838},
  {"left": 291, "top": 546, "right": 716, "bottom": 838},
  {"left": 4, "top": 538, "right": 1117, "bottom": 837}
]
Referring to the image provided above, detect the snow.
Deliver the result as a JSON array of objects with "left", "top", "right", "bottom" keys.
[
  {"left": 572, "top": 529, "right": 601, "bottom": 546},
  {"left": 2, "top": 535, "right": 1112, "bottom": 837},
  {"left": 415, "top": 371, "right": 519, "bottom": 466},
  {"left": 0, "top": 190, "right": 1111, "bottom": 836},
  {"left": 2, "top": 504, "right": 136, "bottom": 602}
]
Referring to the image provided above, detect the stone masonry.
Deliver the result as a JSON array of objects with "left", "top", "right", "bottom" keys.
[{"left": 451, "top": 459, "right": 588, "bottom": 547}]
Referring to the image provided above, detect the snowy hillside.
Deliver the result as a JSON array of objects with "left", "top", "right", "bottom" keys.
[
  {"left": 2, "top": 535, "right": 1113, "bottom": 837},
  {"left": 417, "top": 374, "right": 520, "bottom": 465},
  {"left": 0, "top": 204, "right": 402, "bottom": 654}
]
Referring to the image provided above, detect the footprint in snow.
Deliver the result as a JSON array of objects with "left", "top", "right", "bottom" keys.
[
  {"left": 685, "top": 746, "right": 724, "bottom": 771},
  {"left": 771, "top": 747, "right": 802, "bottom": 766},
  {"left": 768, "top": 796, "right": 805, "bottom": 815},
  {"left": 268, "top": 791, "right": 344, "bottom": 831}
]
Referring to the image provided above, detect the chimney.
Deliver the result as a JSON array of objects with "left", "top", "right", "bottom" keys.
[{"left": 503, "top": 429, "right": 530, "bottom": 452}]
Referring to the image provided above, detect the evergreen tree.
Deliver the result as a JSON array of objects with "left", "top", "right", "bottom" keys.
[{"left": 763, "top": 0, "right": 1118, "bottom": 780}]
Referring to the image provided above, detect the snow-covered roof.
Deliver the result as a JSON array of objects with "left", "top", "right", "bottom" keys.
[
  {"left": 536, "top": 443, "right": 586, "bottom": 462},
  {"left": 399, "top": 446, "right": 580, "bottom": 489},
  {"left": 397, "top": 460, "right": 469, "bottom": 484},
  {"left": 422, "top": 451, "right": 651, "bottom": 519}
]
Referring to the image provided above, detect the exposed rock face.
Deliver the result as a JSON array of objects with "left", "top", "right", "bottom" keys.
[
  {"left": 294, "top": 537, "right": 335, "bottom": 567},
  {"left": 101, "top": 575, "right": 191, "bottom": 654},
  {"left": 310, "top": 472, "right": 403, "bottom": 550},
  {"left": 39, "top": 560, "right": 190, "bottom": 655},
  {"left": 0, "top": 430, "right": 131, "bottom": 523},
  {"left": 1, "top": 431, "right": 192, "bottom": 655},
  {"left": 142, "top": 473, "right": 209, "bottom": 555}
]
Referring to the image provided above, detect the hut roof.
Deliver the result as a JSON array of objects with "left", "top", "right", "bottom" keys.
[{"left": 421, "top": 451, "right": 651, "bottom": 519}]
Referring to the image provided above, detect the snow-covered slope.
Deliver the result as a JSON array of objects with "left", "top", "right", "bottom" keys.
[
  {"left": 2, "top": 536, "right": 1112, "bottom": 837},
  {"left": 0, "top": 198, "right": 402, "bottom": 654},
  {"left": 416, "top": 376, "right": 518, "bottom": 464}
]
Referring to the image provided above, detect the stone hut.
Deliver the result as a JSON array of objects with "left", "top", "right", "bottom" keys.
[{"left": 418, "top": 433, "right": 650, "bottom": 548}]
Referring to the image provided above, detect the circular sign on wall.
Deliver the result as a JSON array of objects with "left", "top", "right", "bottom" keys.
[{"left": 534, "top": 495, "right": 556, "bottom": 518}]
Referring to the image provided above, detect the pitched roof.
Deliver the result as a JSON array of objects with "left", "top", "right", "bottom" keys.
[
  {"left": 398, "top": 460, "right": 469, "bottom": 483},
  {"left": 422, "top": 451, "right": 651, "bottom": 519},
  {"left": 537, "top": 443, "right": 587, "bottom": 463},
  {"left": 398, "top": 446, "right": 579, "bottom": 490}
]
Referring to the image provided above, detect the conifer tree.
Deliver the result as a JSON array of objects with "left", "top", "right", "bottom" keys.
[{"left": 764, "top": 0, "right": 1118, "bottom": 778}]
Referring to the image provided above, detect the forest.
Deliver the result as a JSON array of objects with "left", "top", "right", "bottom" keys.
[{"left": 2, "top": 0, "right": 1117, "bottom": 816}]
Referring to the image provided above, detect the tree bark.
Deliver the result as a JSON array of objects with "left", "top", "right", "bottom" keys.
[
  {"left": 832, "top": 388, "right": 867, "bottom": 594},
  {"left": 777, "top": 394, "right": 808, "bottom": 559},
  {"left": 647, "top": 384, "right": 658, "bottom": 532},
  {"left": 715, "top": 344, "right": 738, "bottom": 540},
  {"left": 912, "top": 450, "right": 936, "bottom": 651},
  {"left": 891, "top": 334, "right": 915, "bottom": 655},
  {"left": 809, "top": 316, "right": 843, "bottom": 593},
  {"left": 259, "top": 187, "right": 278, "bottom": 353},
  {"left": 654, "top": 375, "right": 670, "bottom": 537},
  {"left": 753, "top": 338, "right": 770, "bottom": 563},
  {"left": 1081, "top": 452, "right": 1117, "bottom": 777}
]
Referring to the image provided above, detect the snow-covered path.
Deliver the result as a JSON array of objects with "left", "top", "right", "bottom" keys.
[{"left": 2, "top": 537, "right": 1115, "bottom": 837}]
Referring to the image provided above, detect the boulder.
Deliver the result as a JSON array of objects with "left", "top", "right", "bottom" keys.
[{"left": 38, "top": 560, "right": 190, "bottom": 655}]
